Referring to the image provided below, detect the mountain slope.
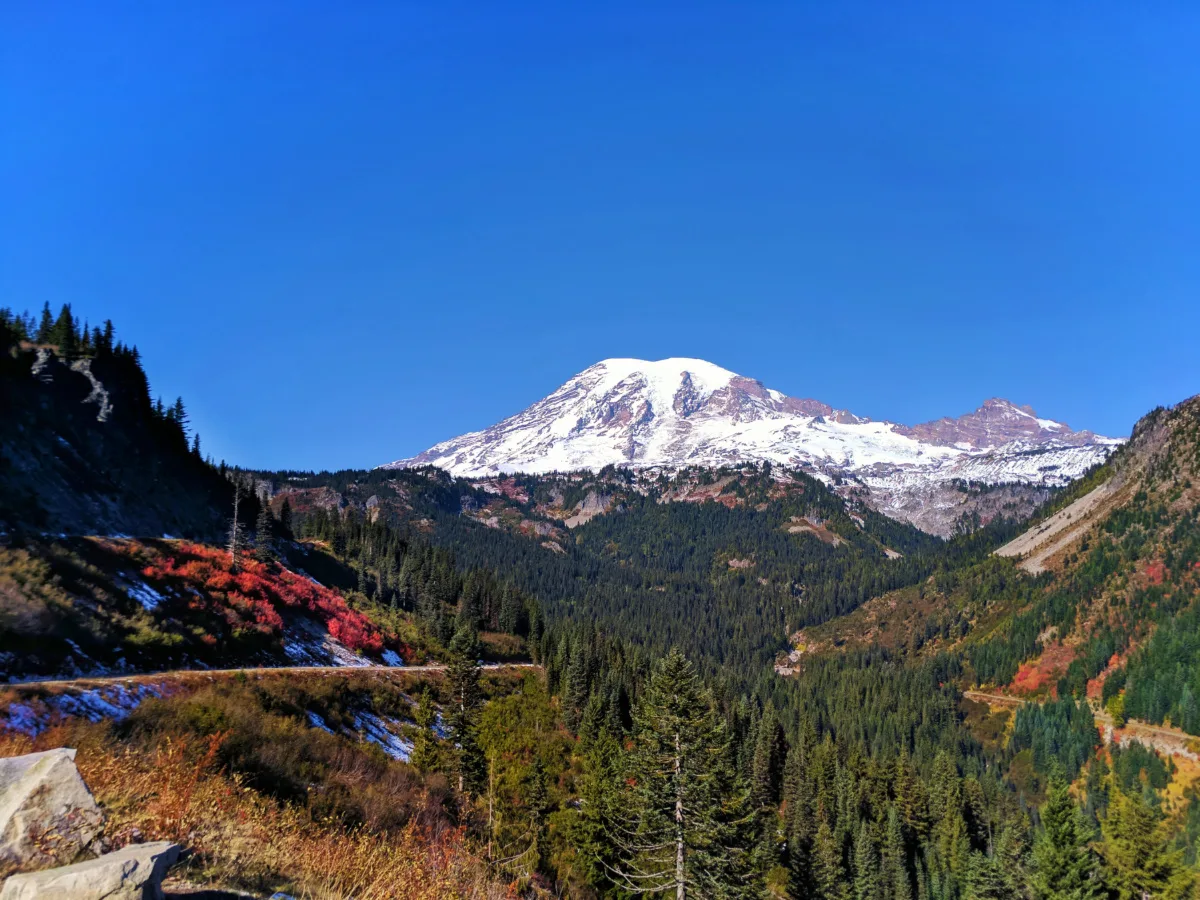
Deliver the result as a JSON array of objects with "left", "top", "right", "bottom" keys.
[
  {"left": 790, "top": 393, "right": 1200, "bottom": 726},
  {"left": 383, "top": 357, "right": 1121, "bottom": 534},
  {"left": 0, "top": 333, "right": 231, "bottom": 541}
]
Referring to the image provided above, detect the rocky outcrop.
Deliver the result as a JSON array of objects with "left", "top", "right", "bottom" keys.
[
  {"left": 1, "top": 749, "right": 184, "bottom": 898},
  {"left": 0, "top": 748, "right": 104, "bottom": 875},
  {"left": 563, "top": 491, "right": 615, "bottom": 528},
  {"left": 69, "top": 358, "right": 113, "bottom": 423},
  {"left": 0, "top": 840, "right": 181, "bottom": 900},
  {"left": 896, "top": 398, "right": 1099, "bottom": 450}
]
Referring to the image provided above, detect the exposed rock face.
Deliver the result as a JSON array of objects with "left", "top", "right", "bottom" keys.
[
  {"left": 855, "top": 478, "right": 1054, "bottom": 538},
  {"left": 562, "top": 491, "right": 615, "bottom": 528},
  {"left": 0, "top": 748, "right": 104, "bottom": 876},
  {"left": 895, "top": 397, "right": 1099, "bottom": 449},
  {"left": 0, "top": 840, "right": 181, "bottom": 900}
]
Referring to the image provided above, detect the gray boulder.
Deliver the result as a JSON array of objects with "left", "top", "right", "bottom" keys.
[
  {"left": 0, "top": 840, "right": 181, "bottom": 900},
  {"left": 0, "top": 748, "right": 104, "bottom": 874}
]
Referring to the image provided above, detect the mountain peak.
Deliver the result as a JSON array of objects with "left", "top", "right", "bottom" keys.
[
  {"left": 899, "top": 397, "right": 1081, "bottom": 450},
  {"left": 383, "top": 358, "right": 1116, "bottom": 488},
  {"left": 573, "top": 358, "right": 741, "bottom": 401}
]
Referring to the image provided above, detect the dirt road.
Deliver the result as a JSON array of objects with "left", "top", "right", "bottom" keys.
[
  {"left": 4, "top": 662, "right": 540, "bottom": 691},
  {"left": 963, "top": 689, "right": 1199, "bottom": 760}
]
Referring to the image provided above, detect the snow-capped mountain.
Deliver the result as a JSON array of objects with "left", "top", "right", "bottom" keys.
[{"left": 382, "top": 358, "right": 1122, "bottom": 532}]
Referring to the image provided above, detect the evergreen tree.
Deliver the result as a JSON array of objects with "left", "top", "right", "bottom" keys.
[
  {"left": 814, "top": 818, "right": 849, "bottom": 900},
  {"left": 526, "top": 756, "right": 550, "bottom": 871},
  {"left": 255, "top": 497, "right": 275, "bottom": 563},
  {"left": 409, "top": 687, "right": 438, "bottom": 773},
  {"left": 883, "top": 807, "right": 913, "bottom": 900},
  {"left": 456, "top": 580, "right": 483, "bottom": 633},
  {"left": 447, "top": 624, "right": 485, "bottom": 795},
  {"left": 574, "top": 726, "right": 624, "bottom": 890},
  {"left": 563, "top": 646, "right": 591, "bottom": 732},
  {"left": 1098, "top": 788, "right": 1193, "bottom": 900},
  {"left": 894, "top": 750, "right": 930, "bottom": 840},
  {"left": 1031, "top": 775, "right": 1104, "bottom": 900},
  {"left": 751, "top": 702, "right": 786, "bottom": 809},
  {"left": 278, "top": 497, "right": 293, "bottom": 538},
  {"left": 228, "top": 480, "right": 246, "bottom": 572},
  {"left": 929, "top": 750, "right": 970, "bottom": 881},
  {"left": 36, "top": 302, "right": 53, "bottom": 342},
  {"left": 853, "top": 821, "right": 879, "bottom": 900},
  {"left": 499, "top": 584, "right": 526, "bottom": 635},
  {"left": 607, "top": 648, "right": 760, "bottom": 898},
  {"left": 171, "top": 397, "right": 189, "bottom": 439},
  {"left": 964, "top": 850, "right": 1017, "bottom": 900},
  {"left": 50, "top": 303, "right": 76, "bottom": 355}
]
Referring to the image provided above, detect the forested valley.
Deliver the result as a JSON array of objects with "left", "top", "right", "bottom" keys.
[{"left": 3, "top": 305, "right": 1200, "bottom": 899}]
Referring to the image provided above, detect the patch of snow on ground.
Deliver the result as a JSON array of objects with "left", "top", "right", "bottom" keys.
[
  {"left": 2, "top": 703, "right": 40, "bottom": 735},
  {"left": 352, "top": 711, "right": 413, "bottom": 761},
  {"left": 294, "top": 569, "right": 324, "bottom": 587},
  {"left": 381, "top": 649, "right": 405, "bottom": 667},
  {"left": 126, "top": 580, "right": 167, "bottom": 611},
  {"left": 306, "top": 710, "right": 335, "bottom": 734},
  {"left": 433, "top": 711, "right": 450, "bottom": 740},
  {"left": 1, "top": 682, "right": 169, "bottom": 736},
  {"left": 282, "top": 617, "right": 373, "bottom": 668}
]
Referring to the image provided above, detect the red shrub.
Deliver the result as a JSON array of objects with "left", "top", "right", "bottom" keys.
[{"left": 133, "top": 542, "right": 388, "bottom": 656}]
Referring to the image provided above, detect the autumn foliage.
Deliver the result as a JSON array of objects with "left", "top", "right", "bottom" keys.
[
  {"left": 0, "top": 724, "right": 506, "bottom": 899},
  {"left": 1009, "top": 642, "right": 1077, "bottom": 698},
  {"left": 132, "top": 541, "right": 387, "bottom": 654}
]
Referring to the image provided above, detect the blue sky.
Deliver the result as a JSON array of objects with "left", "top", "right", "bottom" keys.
[{"left": 3, "top": 2, "right": 1198, "bottom": 470}]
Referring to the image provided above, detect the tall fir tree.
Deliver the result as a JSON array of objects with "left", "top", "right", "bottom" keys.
[
  {"left": 1098, "top": 788, "right": 1194, "bottom": 900},
  {"left": 853, "top": 822, "right": 879, "bottom": 900},
  {"left": 1031, "top": 775, "right": 1104, "bottom": 900},
  {"left": 278, "top": 497, "right": 293, "bottom": 538},
  {"left": 499, "top": 584, "right": 525, "bottom": 635},
  {"left": 575, "top": 727, "right": 626, "bottom": 893},
  {"left": 446, "top": 624, "right": 485, "bottom": 796},
  {"left": 255, "top": 497, "right": 275, "bottom": 563},
  {"left": 750, "top": 702, "right": 786, "bottom": 809},
  {"left": 814, "top": 818, "right": 849, "bottom": 900},
  {"left": 883, "top": 806, "right": 913, "bottom": 900},
  {"left": 409, "top": 687, "right": 438, "bottom": 773},
  {"left": 36, "top": 302, "right": 54, "bottom": 343},
  {"left": 607, "top": 648, "right": 760, "bottom": 899},
  {"left": 563, "top": 646, "right": 591, "bottom": 733}
]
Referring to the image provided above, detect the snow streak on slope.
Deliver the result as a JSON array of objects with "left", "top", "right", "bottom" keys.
[{"left": 383, "top": 359, "right": 1120, "bottom": 493}]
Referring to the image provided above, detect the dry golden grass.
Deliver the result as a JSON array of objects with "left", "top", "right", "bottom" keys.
[{"left": 0, "top": 725, "right": 515, "bottom": 899}]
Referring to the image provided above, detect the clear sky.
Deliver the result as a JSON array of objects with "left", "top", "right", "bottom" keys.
[{"left": 3, "top": 2, "right": 1198, "bottom": 470}]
